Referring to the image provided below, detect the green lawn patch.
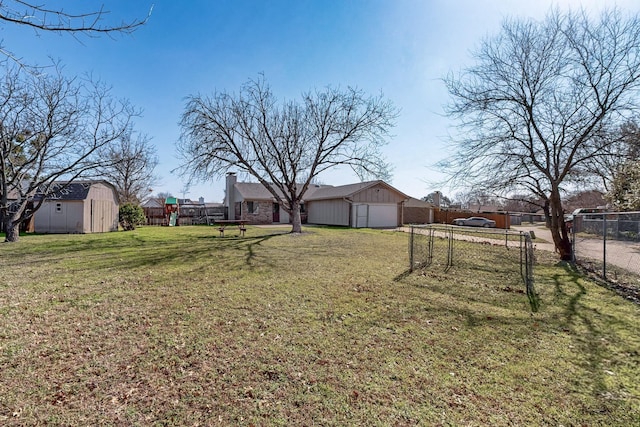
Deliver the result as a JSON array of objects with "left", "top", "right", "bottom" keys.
[{"left": 1, "top": 226, "right": 638, "bottom": 425}]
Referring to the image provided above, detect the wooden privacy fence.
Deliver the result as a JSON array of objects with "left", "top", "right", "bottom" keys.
[{"left": 433, "top": 210, "right": 511, "bottom": 229}]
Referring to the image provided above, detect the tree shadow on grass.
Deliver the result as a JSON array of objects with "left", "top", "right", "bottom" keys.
[
  {"left": 550, "top": 261, "right": 635, "bottom": 410},
  {"left": 1, "top": 229, "right": 291, "bottom": 273},
  {"left": 116, "top": 231, "right": 289, "bottom": 271},
  {"left": 196, "top": 228, "right": 295, "bottom": 265}
]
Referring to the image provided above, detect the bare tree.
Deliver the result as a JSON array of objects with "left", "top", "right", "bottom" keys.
[
  {"left": 155, "top": 191, "right": 173, "bottom": 200},
  {"left": 98, "top": 129, "right": 158, "bottom": 204},
  {"left": 178, "top": 76, "right": 397, "bottom": 233},
  {"left": 0, "top": 64, "right": 139, "bottom": 242},
  {"left": 503, "top": 195, "right": 542, "bottom": 213},
  {"left": 441, "top": 8, "right": 640, "bottom": 260},
  {"left": 0, "top": 1, "right": 152, "bottom": 65}
]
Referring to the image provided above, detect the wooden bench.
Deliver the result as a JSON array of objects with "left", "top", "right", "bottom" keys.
[{"left": 215, "top": 220, "right": 248, "bottom": 237}]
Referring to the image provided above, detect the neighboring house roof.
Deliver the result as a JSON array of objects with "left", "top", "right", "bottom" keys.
[
  {"left": 142, "top": 197, "right": 165, "bottom": 208},
  {"left": 404, "top": 197, "right": 435, "bottom": 208},
  {"left": 180, "top": 200, "right": 224, "bottom": 208}
]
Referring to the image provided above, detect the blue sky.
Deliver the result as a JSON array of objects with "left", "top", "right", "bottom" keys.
[{"left": 3, "top": 0, "right": 638, "bottom": 202}]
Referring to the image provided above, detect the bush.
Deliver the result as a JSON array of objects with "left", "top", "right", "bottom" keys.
[{"left": 119, "top": 203, "right": 146, "bottom": 231}]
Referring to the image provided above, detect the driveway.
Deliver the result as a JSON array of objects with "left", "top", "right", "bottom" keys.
[{"left": 513, "top": 224, "right": 640, "bottom": 276}]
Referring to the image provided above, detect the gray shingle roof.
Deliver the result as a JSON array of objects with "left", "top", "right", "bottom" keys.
[
  {"left": 304, "top": 181, "right": 380, "bottom": 200},
  {"left": 36, "top": 182, "right": 93, "bottom": 200},
  {"left": 33, "top": 181, "right": 115, "bottom": 201},
  {"left": 235, "top": 183, "right": 277, "bottom": 200},
  {"left": 234, "top": 180, "right": 408, "bottom": 202}
]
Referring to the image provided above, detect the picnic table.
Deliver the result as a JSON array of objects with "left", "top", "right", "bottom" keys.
[{"left": 214, "top": 220, "right": 248, "bottom": 237}]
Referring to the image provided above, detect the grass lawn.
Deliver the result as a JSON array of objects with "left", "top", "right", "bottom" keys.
[{"left": 1, "top": 226, "right": 638, "bottom": 426}]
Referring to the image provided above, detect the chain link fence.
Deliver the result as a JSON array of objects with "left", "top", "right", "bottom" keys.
[
  {"left": 407, "top": 225, "right": 537, "bottom": 311},
  {"left": 572, "top": 212, "right": 640, "bottom": 302}
]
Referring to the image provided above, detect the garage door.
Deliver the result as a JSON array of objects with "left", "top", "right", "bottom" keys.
[{"left": 353, "top": 204, "right": 398, "bottom": 228}]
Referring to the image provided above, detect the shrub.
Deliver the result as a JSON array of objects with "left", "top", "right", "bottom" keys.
[{"left": 119, "top": 203, "right": 146, "bottom": 231}]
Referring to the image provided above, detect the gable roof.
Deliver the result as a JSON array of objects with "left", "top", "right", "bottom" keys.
[
  {"left": 235, "top": 182, "right": 328, "bottom": 201},
  {"left": 234, "top": 180, "right": 409, "bottom": 203},
  {"left": 142, "top": 197, "right": 165, "bottom": 208},
  {"left": 304, "top": 180, "right": 409, "bottom": 201},
  {"left": 235, "top": 182, "right": 276, "bottom": 201},
  {"left": 35, "top": 181, "right": 115, "bottom": 201}
]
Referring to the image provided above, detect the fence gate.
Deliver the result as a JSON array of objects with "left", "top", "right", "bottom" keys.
[{"left": 408, "top": 225, "right": 538, "bottom": 312}]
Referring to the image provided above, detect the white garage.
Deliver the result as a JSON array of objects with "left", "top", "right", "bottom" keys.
[
  {"left": 306, "top": 181, "right": 408, "bottom": 228},
  {"left": 352, "top": 203, "right": 399, "bottom": 228}
]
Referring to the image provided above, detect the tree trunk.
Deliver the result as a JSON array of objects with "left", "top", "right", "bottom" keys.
[
  {"left": 290, "top": 199, "right": 302, "bottom": 233},
  {"left": 543, "top": 199, "right": 551, "bottom": 229},
  {"left": 548, "top": 187, "right": 572, "bottom": 260},
  {"left": 3, "top": 215, "right": 19, "bottom": 242}
]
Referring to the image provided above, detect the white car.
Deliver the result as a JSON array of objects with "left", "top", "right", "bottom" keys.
[{"left": 452, "top": 216, "right": 496, "bottom": 228}]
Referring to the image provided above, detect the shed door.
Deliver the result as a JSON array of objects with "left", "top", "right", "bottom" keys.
[{"left": 355, "top": 204, "right": 368, "bottom": 228}]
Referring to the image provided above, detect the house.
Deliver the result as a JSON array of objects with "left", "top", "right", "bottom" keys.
[
  {"left": 33, "top": 180, "right": 119, "bottom": 234},
  {"left": 224, "top": 172, "right": 411, "bottom": 228}
]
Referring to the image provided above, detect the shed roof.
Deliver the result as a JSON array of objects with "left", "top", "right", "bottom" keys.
[{"left": 35, "top": 181, "right": 115, "bottom": 201}]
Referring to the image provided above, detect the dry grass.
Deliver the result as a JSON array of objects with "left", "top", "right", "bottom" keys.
[{"left": 0, "top": 226, "right": 639, "bottom": 426}]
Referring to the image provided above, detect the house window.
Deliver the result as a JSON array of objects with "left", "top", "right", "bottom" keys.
[
  {"left": 300, "top": 203, "right": 306, "bottom": 214},
  {"left": 247, "top": 201, "right": 256, "bottom": 214}
]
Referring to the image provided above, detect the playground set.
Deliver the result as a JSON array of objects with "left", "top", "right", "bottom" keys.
[
  {"left": 164, "top": 197, "right": 180, "bottom": 226},
  {"left": 143, "top": 197, "right": 243, "bottom": 236}
]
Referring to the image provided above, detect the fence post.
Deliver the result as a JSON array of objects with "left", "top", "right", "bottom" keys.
[
  {"left": 520, "top": 233, "right": 524, "bottom": 279},
  {"left": 603, "top": 214, "right": 607, "bottom": 279},
  {"left": 409, "top": 226, "right": 415, "bottom": 271},
  {"left": 447, "top": 227, "right": 454, "bottom": 269},
  {"left": 428, "top": 227, "right": 434, "bottom": 266},
  {"left": 571, "top": 220, "right": 576, "bottom": 263}
]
